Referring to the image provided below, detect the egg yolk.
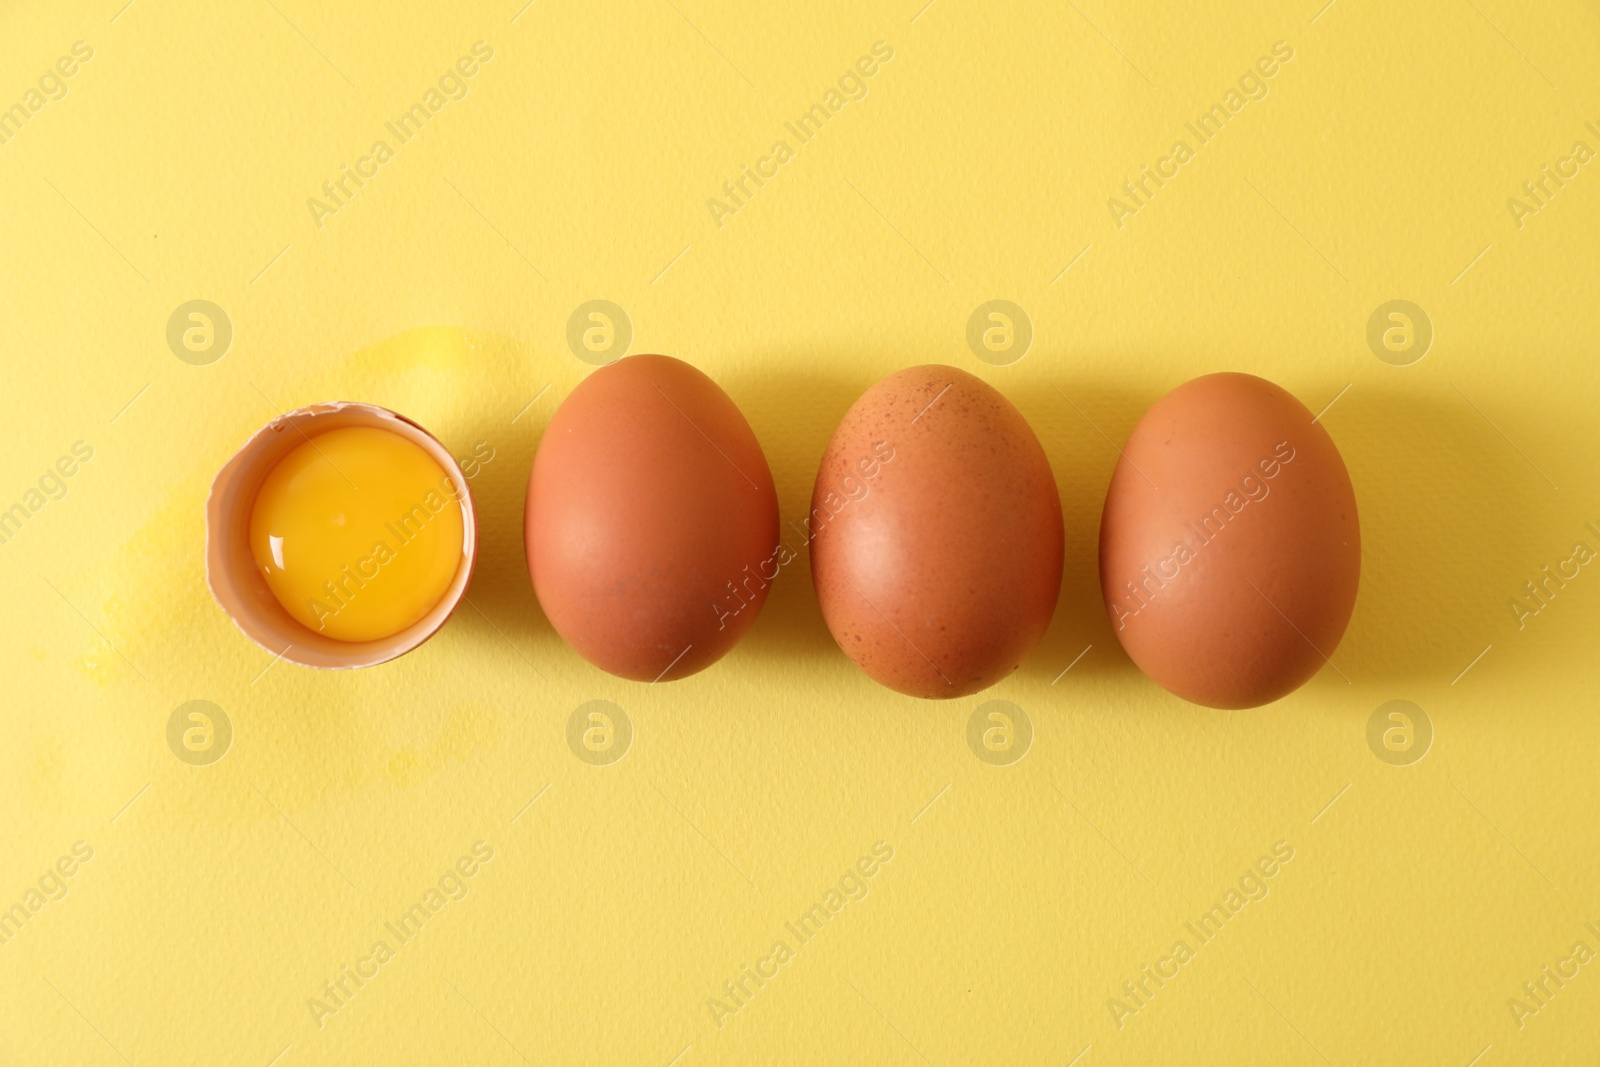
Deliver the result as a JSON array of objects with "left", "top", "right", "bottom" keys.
[{"left": 249, "top": 426, "right": 465, "bottom": 643}]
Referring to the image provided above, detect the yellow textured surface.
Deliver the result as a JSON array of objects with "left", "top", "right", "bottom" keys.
[{"left": 2, "top": 0, "right": 1598, "bottom": 1063}]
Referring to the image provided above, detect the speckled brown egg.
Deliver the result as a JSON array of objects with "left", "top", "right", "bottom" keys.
[
  {"left": 810, "top": 365, "right": 1064, "bottom": 698},
  {"left": 1099, "top": 372, "right": 1360, "bottom": 709},
  {"left": 525, "top": 355, "right": 779, "bottom": 681}
]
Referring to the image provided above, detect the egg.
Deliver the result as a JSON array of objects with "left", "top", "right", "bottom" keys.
[
  {"left": 525, "top": 355, "right": 780, "bottom": 681},
  {"left": 1098, "top": 372, "right": 1360, "bottom": 708},
  {"left": 206, "top": 402, "right": 478, "bottom": 669},
  {"left": 810, "top": 365, "right": 1063, "bottom": 698}
]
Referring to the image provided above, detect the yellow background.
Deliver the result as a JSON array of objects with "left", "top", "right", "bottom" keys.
[{"left": 3, "top": 0, "right": 1598, "bottom": 1063}]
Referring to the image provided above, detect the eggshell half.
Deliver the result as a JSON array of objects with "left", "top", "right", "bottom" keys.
[{"left": 205, "top": 402, "right": 478, "bottom": 669}]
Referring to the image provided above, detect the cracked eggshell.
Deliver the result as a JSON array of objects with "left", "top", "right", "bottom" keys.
[{"left": 205, "top": 401, "right": 478, "bottom": 669}]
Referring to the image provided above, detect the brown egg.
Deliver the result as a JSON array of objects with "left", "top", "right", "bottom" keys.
[
  {"left": 810, "top": 366, "right": 1063, "bottom": 698},
  {"left": 1099, "top": 372, "right": 1360, "bottom": 708},
  {"left": 525, "top": 355, "right": 779, "bottom": 681}
]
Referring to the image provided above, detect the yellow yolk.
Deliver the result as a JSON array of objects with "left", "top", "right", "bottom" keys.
[{"left": 249, "top": 426, "right": 465, "bottom": 643}]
